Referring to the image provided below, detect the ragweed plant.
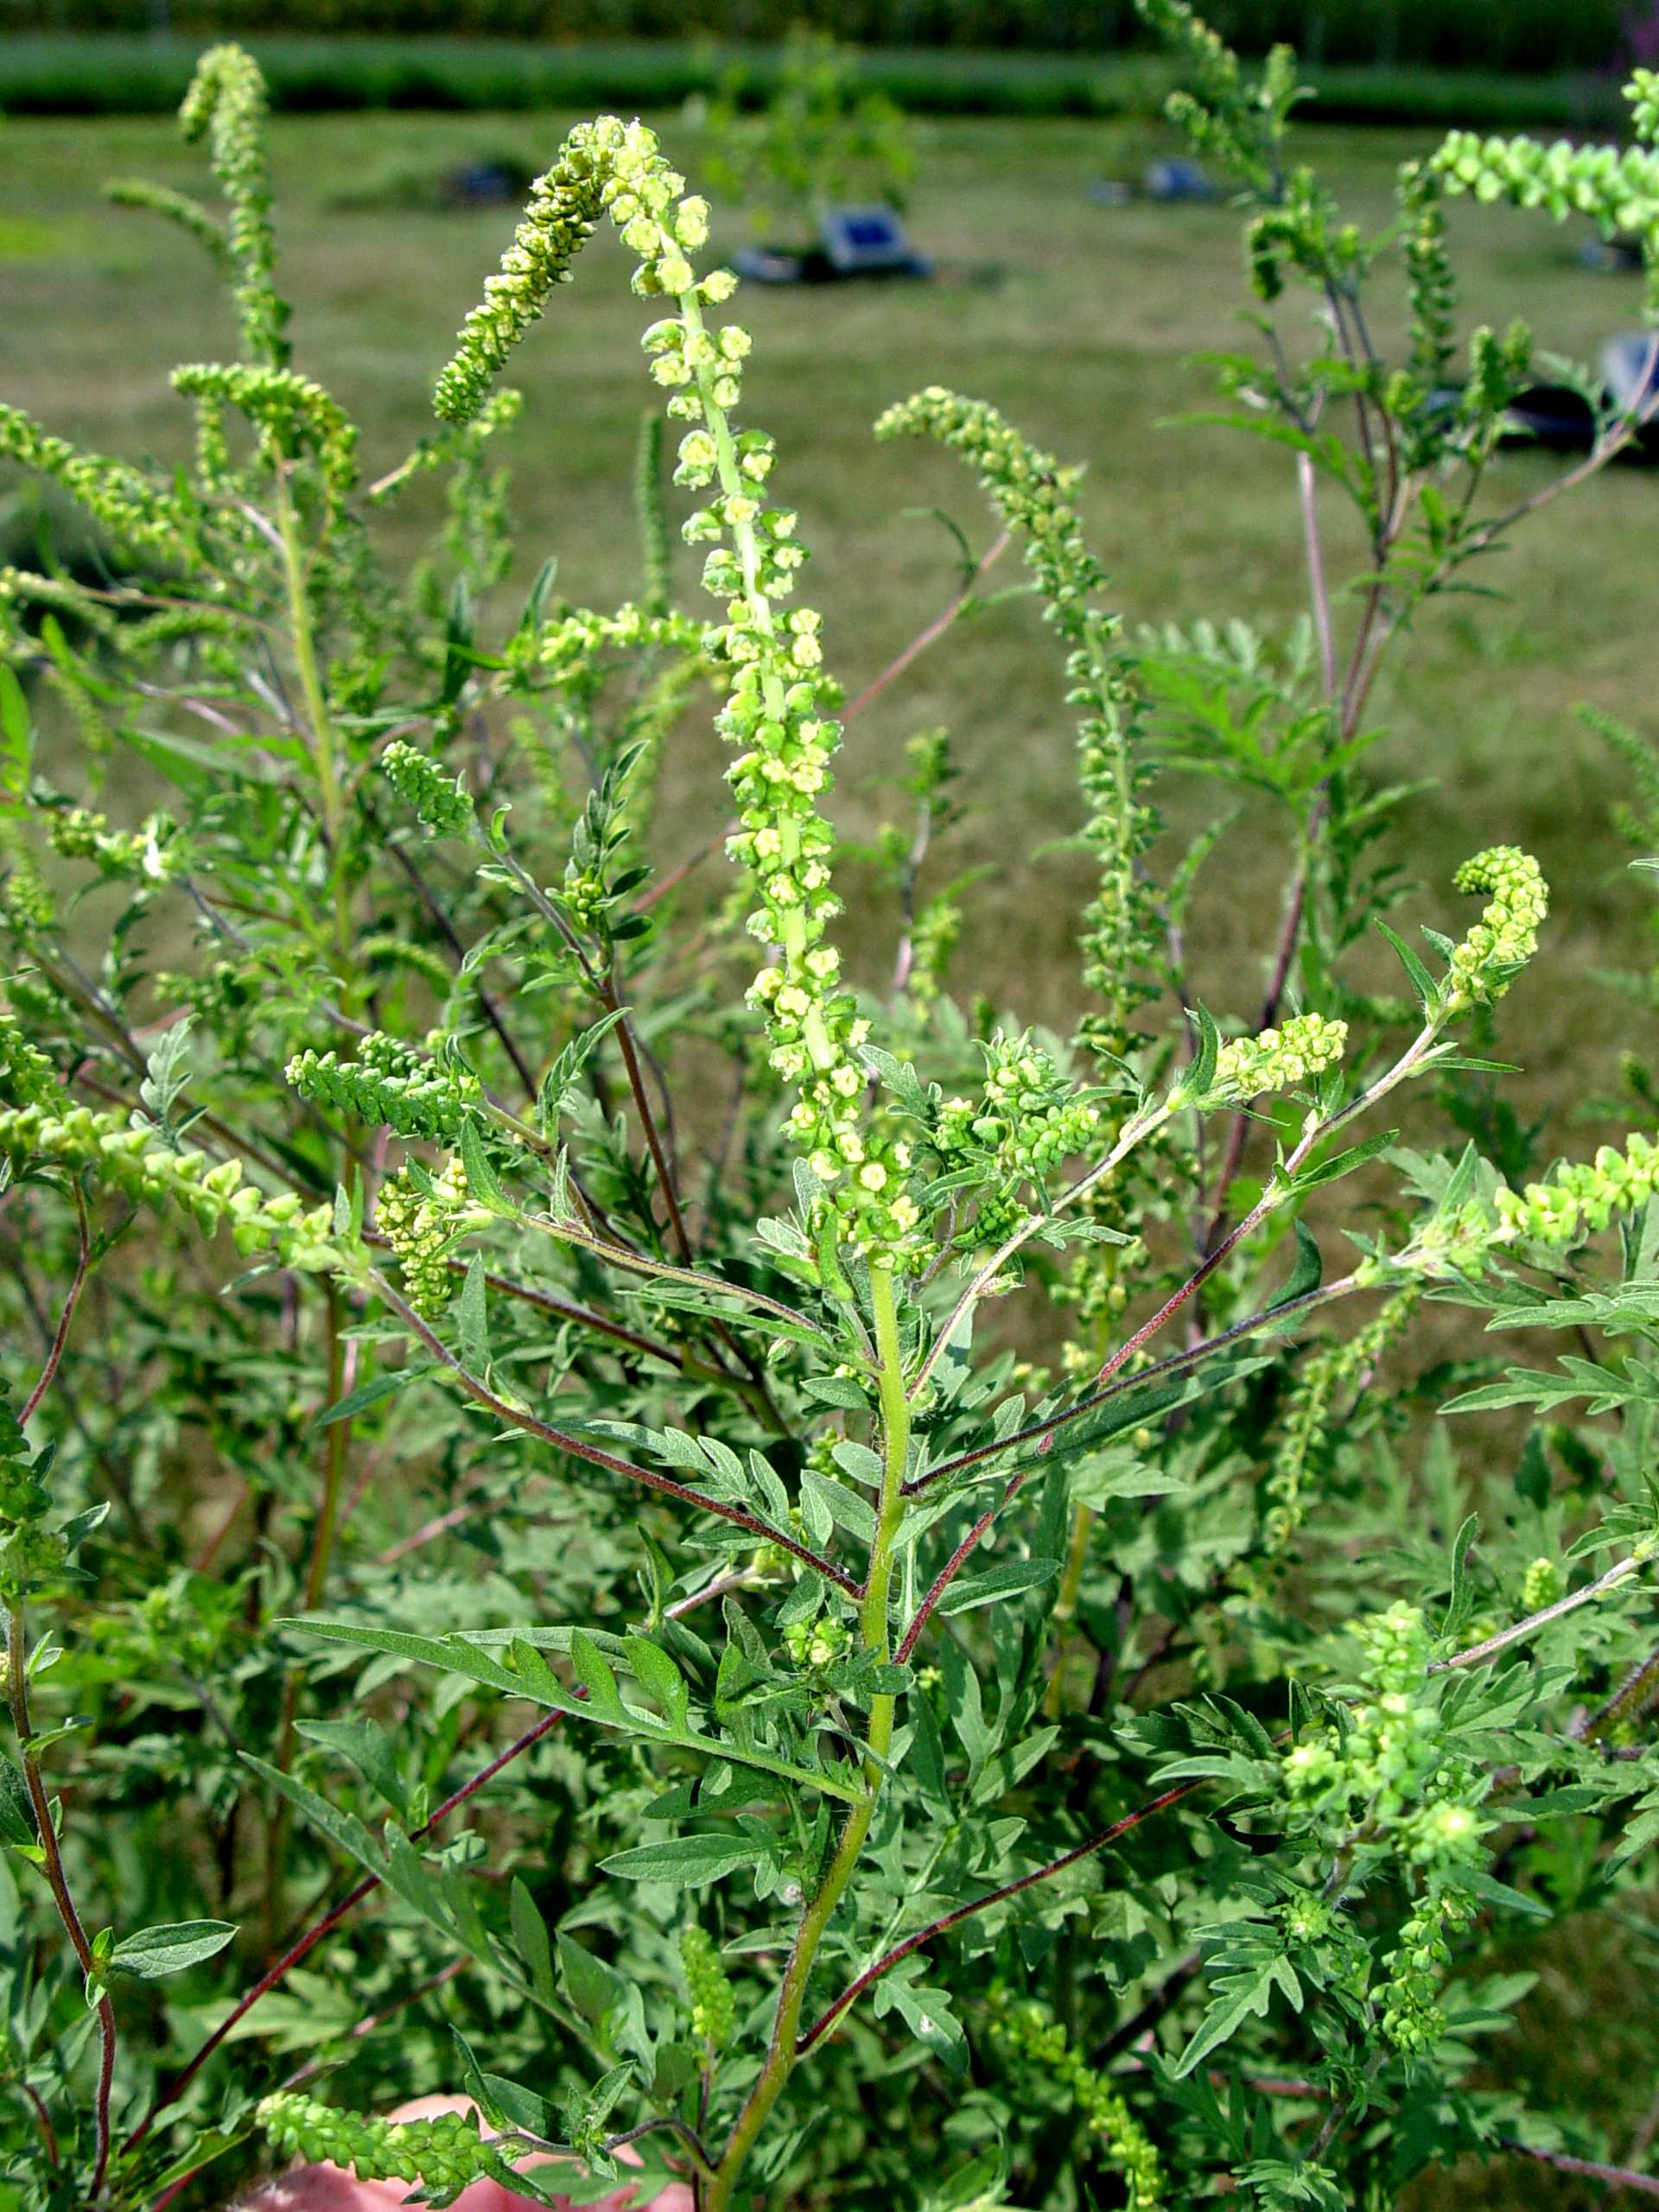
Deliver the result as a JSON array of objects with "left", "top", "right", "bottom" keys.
[{"left": 3, "top": 16, "right": 1659, "bottom": 2212}]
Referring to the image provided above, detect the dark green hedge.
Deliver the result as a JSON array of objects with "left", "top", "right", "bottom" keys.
[
  {"left": 0, "top": 0, "right": 1632, "bottom": 71},
  {"left": 0, "top": 35, "right": 1631, "bottom": 130}
]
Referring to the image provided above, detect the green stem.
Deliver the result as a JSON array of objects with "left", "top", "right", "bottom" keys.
[
  {"left": 704, "top": 1265, "right": 910, "bottom": 2211},
  {"left": 275, "top": 472, "right": 352, "bottom": 958},
  {"left": 268, "top": 1286, "right": 351, "bottom": 1943},
  {"left": 1043, "top": 1501, "right": 1094, "bottom": 1719}
]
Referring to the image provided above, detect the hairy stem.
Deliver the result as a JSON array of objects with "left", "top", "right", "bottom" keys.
[
  {"left": 8, "top": 1604, "right": 117, "bottom": 2196},
  {"left": 20, "top": 1185, "right": 90, "bottom": 1428}
]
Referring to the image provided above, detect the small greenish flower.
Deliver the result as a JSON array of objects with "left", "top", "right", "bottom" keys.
[
  {"left": 105, "top": 176, "right": 232, "bottom": 267},
  {"left": 48, "top": 805, "right": 185, "bottom": 885},
  {"left": 1283, "top": 1603, "right": 1487, "bottom": 2056},
  {"left": 380, "top": 741, "right": 476, "bottom": 839},
  {"left": 1494, "top": 1129, "right": 1659, "bottom": 1249},
  {"left": 171, "top": 362, "right": 357, "bottom": 504},
  {"left": 286, "top": 1033, "right": 480, "bottom": 1143},
  {"left": 256, "top": 2092, "right": 524, "bottom": 2209},
  {"left": 874, "top": 385, "right": 1158, "bottom": 1071},
  {"left": 0, "top": 404, "right": 198, "bottom": 564},
  {"left": 375, "top": 1158, "right": 482, "bottom": 1319},
  {"left": 0, "top": 1014, "right": 60, "bottom": 1112},
  {"left": 437, "top": 114, "right": 915, "bottom": 1255},
  {"left": 986, "top": 1986, "right": 1164, "bottom": 2208},
  {"left": 1206, "top": 1010, "right": 1348, "bottom": 1103},
  {"left": 1429, "top": 124, "right": 1659, "bottom": 315},
  {"left": 931, "top": 1033, "right": 1102, "bottom": 1224},
  {"left": 681, "top": 1920, "right": 736, "bottom": 2050},
  {"left": 1520, "top": 1556, "right": 1565, "bottom": 1612},
  {"left": 0, "top": 1099, "right": 340, "bottom": 1269}
]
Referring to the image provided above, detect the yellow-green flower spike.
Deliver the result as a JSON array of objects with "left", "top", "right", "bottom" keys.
[
  {"left": 179, "top": 44, "right": 290, "bottom": 366},
  {"left": 435, "top": 113, "right": 917, "bottom": 1258},
  {"left": 1444, "top": 845, "right": 1548, "bottom": 1009}
]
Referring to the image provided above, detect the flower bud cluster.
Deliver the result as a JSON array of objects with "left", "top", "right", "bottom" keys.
[
  {"left": 0, "top": 566, "right": 118, "bottom": 639},
  {"left": 154, "top": 958, "right": 262, "bottom": 1034},
  {"left": 172, "top": 362, "right": 357, "bottom": 503},
  {"left": 380, "top": 740, "right": 476, "bottom": 839},
  {"left": 1494, "top": 1128, "right": 1659, "bottom": 1247},
  {"left": 1430, "top": 128, "right": 1659, "bottom": 312},
  {"left": 376, "top": 1158, "right": 484, "bottom": 1319},
  {"left": 0, "top": 1014, "right": 58, "bottom": 1112},
  {"left": 1376, "top": 1125, "right": 1659, "bottom": 1287},
  {"left": 783, "top": 1611, "right": 851, "bottom": 1671},
  {"left": 0, "top": 849, "right": 55, "bottom": 935},
  {"left": 1252, "top": 1289, "right": 1420, "bottom": 1573},
  {"left": 1284, "top": 1605, "right": 1479, "bottom": 1832},
  {"left": 874, "top": 386, "right": 1158, "bottom": 1070},
  {"left": 0, "top": 1520, "right": 74, "bottom": 1604},
  {"left": 681, "top": 1920, "right": 735, "bottom": 2050},
  {"left": 1464, "top": 321, "right": 1535, "bottom": 424},
  {"left": 1398, "top": 162, "right": 1457, "bottom": 391},
  {"left": 1203, "top": 1010, "right": 1348, "bottom": 1103},
  {"left": 0, "top": 404, "right": 196, "bottom": 563},
  {"left": 1377, "top": 1882, "right": 1478, "bottom": 2054},
  {"left": 180, "top": 46, "right": 290, "bottom": 367},
  {"left": 1633, "top": 68, "right": 1659, "bottom": 146},
  {"left": 48, "top": 805, "right": 185, "bottom": 885},
  {"left": 1442, "top": 845, "right": 1548, "bottom": 1009},
  {"left": 360, "top": 934, "right": 455, "bottom": 997},
  {"left": 435, "top": 117, "right": 709, "bottom": 425},
  {"left": 906, "top": 892, "right": 962, "bottom": 1009},
  {"left": 932, "top": 1033, "right": 1101, "bottom": 1230},
  {"left": 1282, "top": 1603, "right": 1484, "bottom": 2054},
  {"left": 1520, "top": 1555, "right": 1564, "bottom": 1611},
  {"left": 257, "top": 2092, "right": 518, "bottom": 2208},
  {"left": 986, "top": 1986, "right": 1164, "bottom": 2208},
  {"left": 287, "top": 1033, "right": 480, "bottom": 1142},
  {"left": 524, "top": 602, "right": 707, "bottom": 691},
  {"left": 105, "top": 176, "right": 232, "bottom": 267},
  {"left": 0, "top": 1100, "right": 339, "bottom": 1268}
]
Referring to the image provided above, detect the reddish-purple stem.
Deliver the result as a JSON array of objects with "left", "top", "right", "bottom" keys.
[
  {"left": 796, "top": 1783, "right": 1195, "bottom": 2055},
  {"left": 841, "top": 530, "right": 1011, "bottom": 725},
  {"left": 1500, "top": 2142, "right": 1659, "bottom": 2201},
  {"left": 20, "top": 1186, "right": 91, "bottom": 1427},
  {"left": 127, "top": 1708, "right": 568, "bottom": 2153},
  {"left": 904, "top": 1280, "right": 1350, "bottom": 1499},
  {"left": 8, "top": 1602, "right": 117, "bottom": 2196},
  {"left": 894, "top": 1471, "right": 1033, "bottom": 1664},
  {"left": 373, "top": 1274, "right": 859, "bottom": 1598}
]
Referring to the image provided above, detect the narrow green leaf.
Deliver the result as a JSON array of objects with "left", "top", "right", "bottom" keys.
[
  {"left": 601, "top": 1834, "right": 765, "bottom": 1886},
  {"left": 309, "top": 1368, "right": 422, "bottom": 1433},
  {"left": 509, "top": 1878, "right": 556, "bottom": 2004},
  {"left": 1376, "top": 917, "right": 1436, "bottom": 1012},
  {"left": 109, "top": 1920, "right": 237, "bottom": 1980},
  {"left": 935, "top": 1557, "right": 1062, "bottom": 1617},
  {"left": 457, "top": 1116, "right": 513, "bottom": 1216}
]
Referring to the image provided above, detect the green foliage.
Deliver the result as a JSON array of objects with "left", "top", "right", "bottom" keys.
[{"left": 2, "top": 17, "right": 1659, "bottom": 2212}]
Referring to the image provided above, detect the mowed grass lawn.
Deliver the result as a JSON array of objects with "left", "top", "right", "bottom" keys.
[
  {"left": 4, "top": 104, "right": 1659, "bottom": 2207},
  {"left": 5, "top": 106, "right": 1659, "bottom": 1103}
]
